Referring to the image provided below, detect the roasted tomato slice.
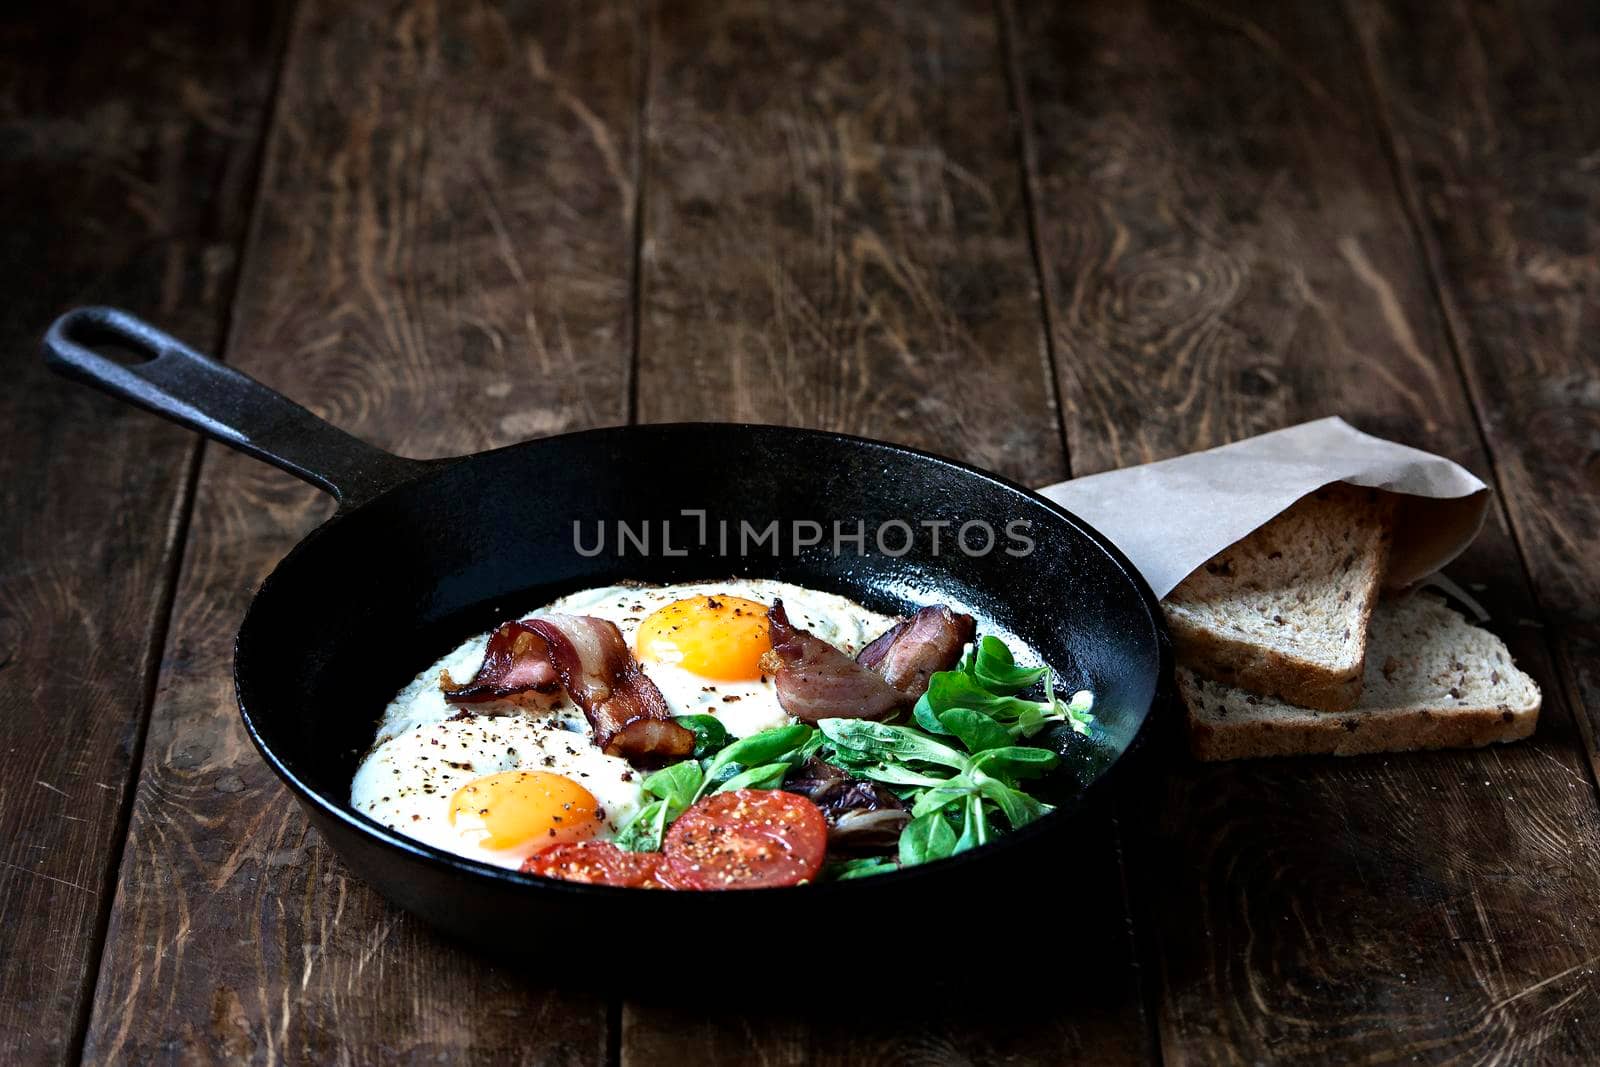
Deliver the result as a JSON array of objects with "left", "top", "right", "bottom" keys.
[
  {"left": 521, "top": 841, "right": 670, "bottom": 888},
  {"left": 663, "top": 789, "right": 828, "bottom": 890}
]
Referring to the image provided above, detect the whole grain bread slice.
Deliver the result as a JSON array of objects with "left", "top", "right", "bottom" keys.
[
  {"left": 1163, "top": 482, "right": 1396, "bottom": 712},
  {"left": 1180, "top": 592, "right": 1540, "bottom": 760}
]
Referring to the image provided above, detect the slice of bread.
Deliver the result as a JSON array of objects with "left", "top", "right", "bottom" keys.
[
  {"left": 1180, "top": 592, "right": 1540, "bottom": 760},
  {"left": 1163, "top": 483, "right": 1395, "bottom": 712}
]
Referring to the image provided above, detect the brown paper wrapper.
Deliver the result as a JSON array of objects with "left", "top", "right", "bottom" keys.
[{"left": 1037, "top": 417, "right": 1489, "bottom": 599}]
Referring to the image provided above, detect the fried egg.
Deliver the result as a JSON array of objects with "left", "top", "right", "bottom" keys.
[
  {"left": 547, "top": 579, "right": 893, "bottom": 737},
  {"left": 352, "top": 578, "right": 894, "bottom": 869},
  {"left": 351, "top": 712, "right": 644, "bottom": 869}
]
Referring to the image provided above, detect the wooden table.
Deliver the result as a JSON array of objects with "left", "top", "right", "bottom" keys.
[{"left": 5, "top": 0, "right": 1597, "bottom": 1062}]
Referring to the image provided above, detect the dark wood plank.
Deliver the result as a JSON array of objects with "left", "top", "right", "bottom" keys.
[
  {"left": 1010, "top": 0, "right": 1600, "bottom": 1060},
  {"left": 1350, "top": 0, "right": 1600, "bottom": 782},
  {"left": 0, "top": 3, "right": 286, "bottom": 1062},
  {"left": 627, "top": 1, "right": 1151, "bottom": 1063},
  {"left": 636, "top": 0, "right": 1066, "bottom": 484},
  {"left": 80, "top": 1, "right": 640, "bottom": 1060}
]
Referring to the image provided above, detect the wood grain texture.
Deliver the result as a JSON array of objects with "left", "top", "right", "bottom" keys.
[
  {"left": 626, "top": 1, "right": 1150, "bottom": 1063},
  {"left": 0, "top": 3, "right": 285, "bottom": 1062},
  {"left": 80, "top": 1, "right": 640, "bottom": 1061},
  {"left": 636, "top": 0, "right": 1066, "bottom": 485},
  {"left": 15, "top": 0, "right": 1597, "bottom": 1061},
  {"left": 1349, "top": 0, "right": 1600, "bottom": 783},
  {"left": 1010, "top": 0, "right": 1600, "bottom": 1060}
]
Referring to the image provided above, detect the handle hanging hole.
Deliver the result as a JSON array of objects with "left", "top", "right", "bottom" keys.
[{"left": 63, "top": 316, "right": 162, "bottom": 365}]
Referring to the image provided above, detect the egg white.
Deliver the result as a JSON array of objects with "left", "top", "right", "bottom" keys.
[
  {"left": 351, "top": 713, "right": 645, "bottom": 869},
  {"left": 547, "top": 579, "right": 894, "bottom": 737},
  {"left": 353, "top": 579, "right": 895, "bottom": 868}
]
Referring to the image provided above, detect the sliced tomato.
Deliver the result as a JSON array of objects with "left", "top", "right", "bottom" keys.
[
  {"left": 521, "top": 841, "right": 671, "bottom": 888},
  {"left": 663, "top": 789, "right": 828, "bottom": 890}
]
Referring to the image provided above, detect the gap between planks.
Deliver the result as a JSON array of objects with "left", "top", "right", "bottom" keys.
[
  {"left": 992, "top": 2, "right": 1165, "bottom": 1064},
  {"left": 1338, "top": 0, "right": 1600, "bottom": 808},
  {"left": 64, "top": 3, "right": 305, "bottom": 1063}
]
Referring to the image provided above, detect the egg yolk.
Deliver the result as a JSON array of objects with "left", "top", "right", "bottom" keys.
[
  {"left": 449, "top": 771, "right": 601, "bottom": 854},
  {"left": 634, "top": 595, "right": 772, "bottom": 681}
]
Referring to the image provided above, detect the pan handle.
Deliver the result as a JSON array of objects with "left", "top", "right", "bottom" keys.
[{"left": 42, "top": 306, "right": 431, "bottom": 509}]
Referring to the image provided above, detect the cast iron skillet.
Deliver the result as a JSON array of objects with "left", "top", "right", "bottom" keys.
[{"left": 44, "top": 306, "right": 1167, "bottom": 958}]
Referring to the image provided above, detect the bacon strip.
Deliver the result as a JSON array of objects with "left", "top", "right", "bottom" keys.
[
  {"left": 444, "top": 615, "right": 692, "bottom": 764},
  {"left": 856, "top": 605, "right": 976, "bottom": 697},
  {"left": 439, "top": 622, "right": 559, "bottom": 702},
  {"left": 526, "top": 614, "right": 693, "bottom": 763},
  {"left": 760, "top": 600, "right": 910, "bottom": 723}
]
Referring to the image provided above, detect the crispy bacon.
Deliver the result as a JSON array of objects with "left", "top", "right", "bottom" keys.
[
  {"left": 526, "top": 614, "right": 693, "bottom": 763},
  {"left": 760, "top": 600, "right": 910, "bottom": 723},
  {"left": 440, "top": 622, "right": 560, "bottom": 703},
  {"left": 443, "top": 615, "right": 692, "bottom": 764},
  {"left": 856, "top": 605, "right": 976, "bottom": 697}
]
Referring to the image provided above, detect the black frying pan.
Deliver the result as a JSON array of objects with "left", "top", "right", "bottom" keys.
[{"left": 44, "top": 306, "right": 1168, "bottom": 958}]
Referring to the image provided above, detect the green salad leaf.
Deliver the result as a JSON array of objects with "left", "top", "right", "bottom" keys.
[
  {"left": 935, "top": 706, "right": 1013, "bottom": 754},
  {"left": 914, "top": 664, "right": 1095, "bottom": 741},
  {"left": 829, "top": 856, "right": 899, "bottom": 880},
  {"left": 612, "top": 802, "right": 667, "bottom": 852},
  {"left": 1010, "top": 686, "right": 1096, "bottom": 738},
  {"left": 795, "top": 728, "right": 825, "bottom": 764},
  {"left": 614, "top": 722, "right": 817, "bottom": 851},
  {"left": 953, "top": 794, "right": 990, "bottom": 853},
  {"left": 611, "top": 634, "right": 1093, "bottom": 882},
  {"left": 967, "top": 635, "right": 1051, "bottom": 694},
  {"left": 817, "top": 632, "right": 1096, "bottom": 877},
  {"left": 898, "top": 810, "right": 958, "bottom": 866},
  {"left": 714, "top": 761, "right": 790, "bottom": 793},
  {"left": 974, "top": 772, "right": 1052, "bottom": 829},
  {"left": 613, "top": 758, "right": 705, "bottom": 851},
  {"left": 913, "top": 671, "right": 1040, "bottom": 730},
  {"left": 697, "top": 723, "right": 814, "bottom": 800},
  {"left": 909, "top": 783, "right": 971, "bottom": 818},
  {"left": 818, "top": 718, "right": 971, "bottom": 770},
  {"left": 673, "top": 714, "right": 730, "bottom": 759},
  {"left": 842, "top": 761, "right": 950, "bottom": 789},
  {"left": 645, "top": 760, "right": 703, "bottom": 809},
  {"left": 971, "top": 744, "right": 1059, "bottom": 778}
]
